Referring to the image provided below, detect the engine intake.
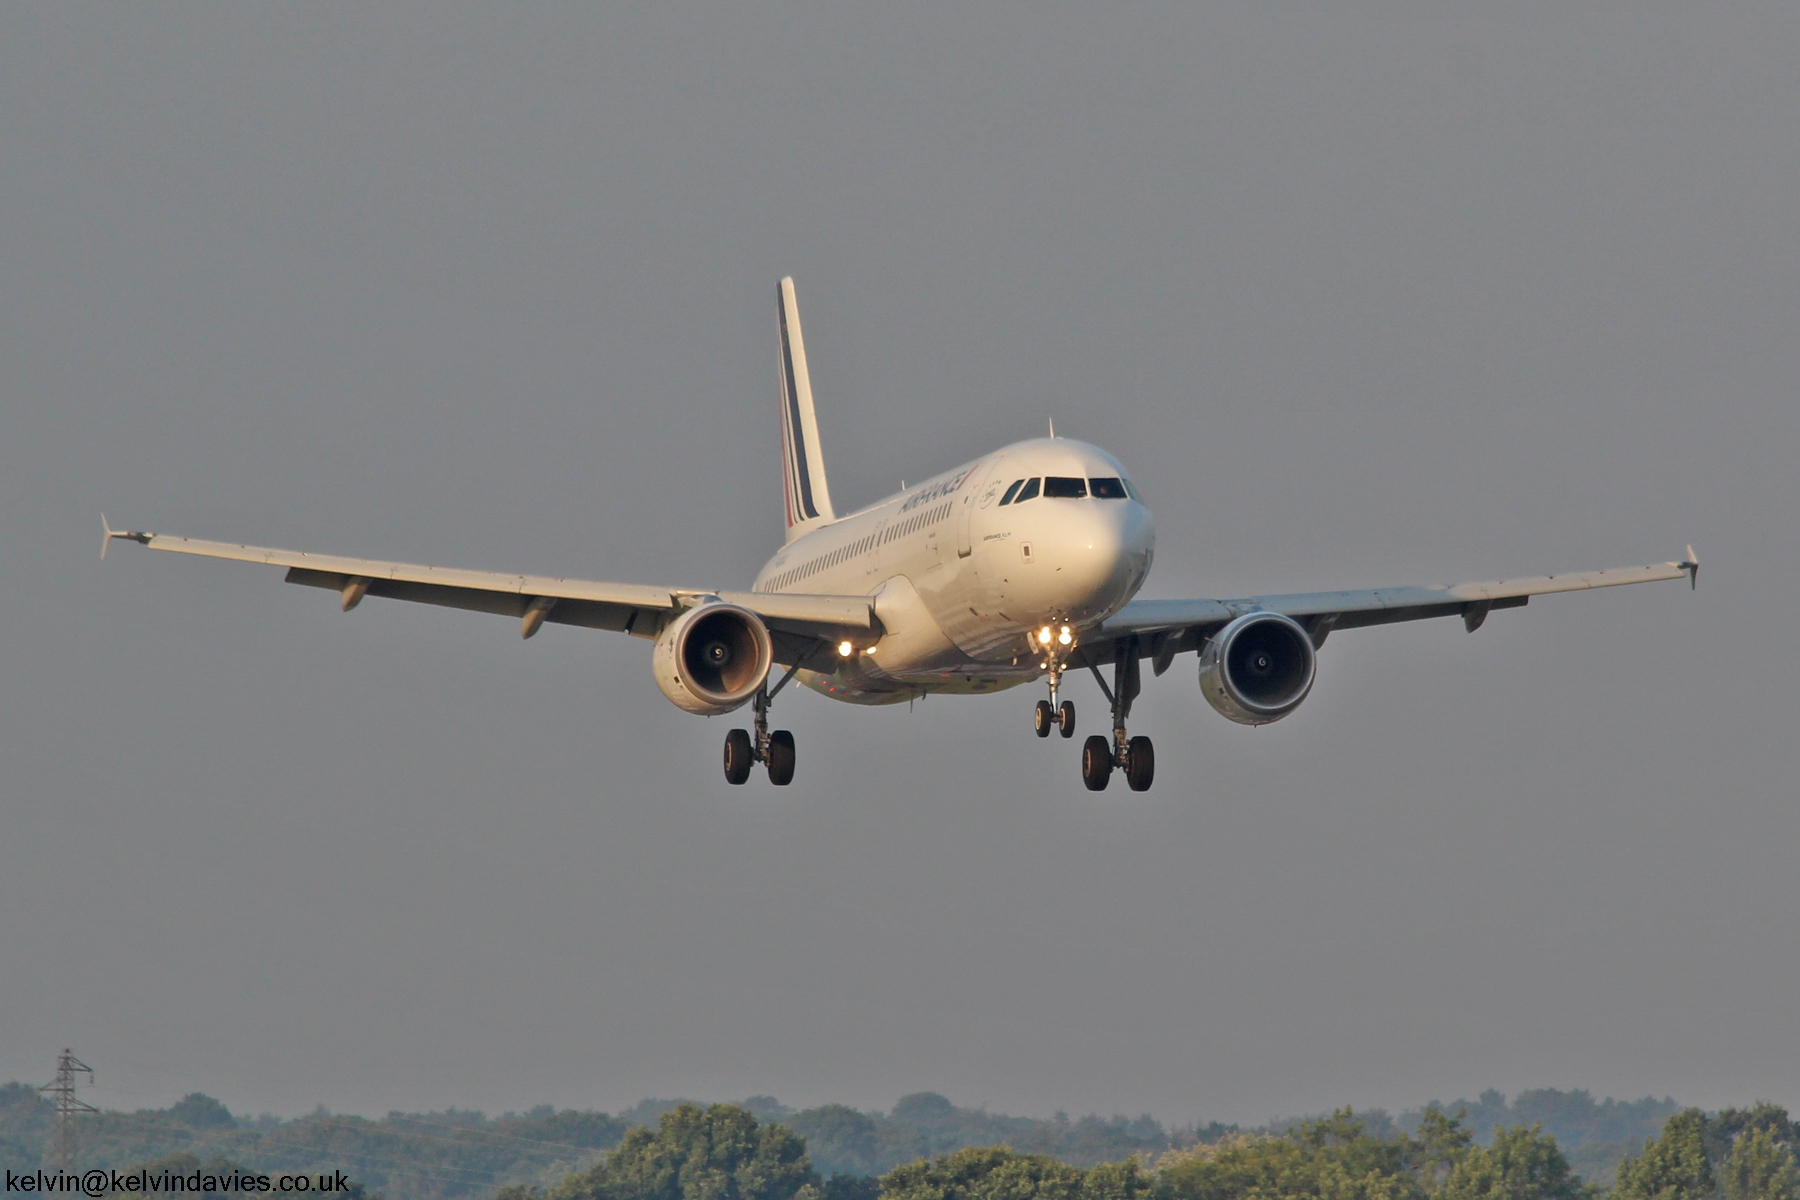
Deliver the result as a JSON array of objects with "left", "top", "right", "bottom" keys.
[
  {"left": 1198, "top": 611, "right": 1316, "bottom": 725},
  {"left": 652, "top": 602, "right": 774, "bottom": 715}
]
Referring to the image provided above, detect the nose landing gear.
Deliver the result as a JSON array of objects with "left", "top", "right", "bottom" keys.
[
  {"left": 1033, "top": 698, "right": 1076, "bottom": 738},
  {"left": 1030, "top": 626, "right": 1079, "bottom": 739},
  {"left": 1082, "top": 637, "right": 1155, "bottom": 792},
  {"left": 723, "top": 657, "right": 808, "bottom": 786}
]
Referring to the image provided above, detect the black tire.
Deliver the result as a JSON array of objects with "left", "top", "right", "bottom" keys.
[
  {"left": 1033, "top": 699, "right": 1054, "bottom": 738},
  {"left": 723, "top": 729, "right": 753, "bottom": 785},
  {"left": 1081, "top": 735, "right": 1114, "bottom": 791},
  {"left": 1125, "top": 735, "right": 1155, "bottom": 792},
  {"left": 766, "top": 729, "right": 796, "bottom": 786},
  {"left": 1057, "top": 700, "right": 1076, "bottom": 738}
]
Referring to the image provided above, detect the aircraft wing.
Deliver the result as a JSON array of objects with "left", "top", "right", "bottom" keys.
[
  {"left": 1085, "top": 553, "right": 1697, "bottom": 674},
  {"left": 103, "top": 527, "right": 876, "bottom": 654}
]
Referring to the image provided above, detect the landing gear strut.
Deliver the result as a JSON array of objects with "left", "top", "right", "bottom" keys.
[
  {"left": 723, "top": 657, "right": 808, "bottom": 786},
  {"left": 1084, "top": 637, "right": 1154, "bottom": 792}
]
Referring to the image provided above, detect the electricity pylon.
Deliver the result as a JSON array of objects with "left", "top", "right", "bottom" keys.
[{"left": 39, "top": 1050, "right": 97, "bottom": 1172}]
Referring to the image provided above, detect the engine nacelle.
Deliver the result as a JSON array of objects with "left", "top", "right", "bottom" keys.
[
  {"left": 1198, "top": 611, "right": 1317, "bottom": 726},
  {"left": 652, "top": 602, "right": 774, "bottom": 715}
]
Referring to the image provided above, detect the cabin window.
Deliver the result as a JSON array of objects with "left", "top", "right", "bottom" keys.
[
  {"left": 1088, "top": 477, "right": 1128, "bottom": 499},
  {"left": 1014, "top": 477, "right": 1041, "bottom": 503},
  {"left": 1043, "top": 476, "right": 1087, "bottom": 498},
  {"left": 998, "top": 479, "right": 1026, "bottom": 506}
]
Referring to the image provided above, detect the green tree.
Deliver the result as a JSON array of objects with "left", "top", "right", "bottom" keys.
[
  {"left": 822, "top": 1177, "right": 881, "bottom": 1200},
  {"left": 878, "top": 1146, "right": 1145, "bottom": 1200},
  {"left": 1707, "top": 1107, "right": 1800, "bottom": 1172},
  {"left": 166, "top": 1095, "right": 235, "bottom": 1131},
  {"left": 1079, "top": 1161, "right": 1151, "bottom": 1200},
  {"left": 1721, "top": 1127, "right": 1798, "bottom": 1200},
  {"left": 881, "top": 1146, "right": 1081, "bottom": 1200},
  {"left": 1157, "top": 1111, "right": 1421, "bottom": 1200},
  {"left": 1409, "top": 1110, "right": 1473, "bottom": 1194},
  {"left": 1437, "top": 1126, "right": 1582, "bottom": 1200},
  {"left": 789, "top": 1107, "right": 883, "bottom": 1178},
  {"left": 550, "top": 1104, "right": 818, "bottom": 1200},
  {"left": 1614, "top": 1111, "right": 1714, "bottom": 1200}
]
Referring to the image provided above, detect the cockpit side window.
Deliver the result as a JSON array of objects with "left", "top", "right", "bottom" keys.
[
  {"left": 1088, "top": 477, "right": 1128, "bottom": 499},
  {"left": 1043, "top": 476, "right": 1087, "bottom": 498},
  {"left": 1122, "top": 479, "right": 1142, "bottom": 502},
  {"left": 1014, "top": 477, "right": 1041, "bottom": 503},
  {"left": 998, "top": 479, "right": 1026, "bottom": 506}
]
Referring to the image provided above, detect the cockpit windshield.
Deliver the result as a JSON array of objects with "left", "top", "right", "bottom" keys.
[{"left": 999, "top": 475, "right": 1138, "bottom": 503}]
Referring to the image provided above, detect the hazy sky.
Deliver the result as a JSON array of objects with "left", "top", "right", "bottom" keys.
[{"left": 2, "top": 4, "right": 1796, "bottom": 1129}]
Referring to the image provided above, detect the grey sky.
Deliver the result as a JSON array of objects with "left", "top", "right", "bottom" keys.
[{"left": 2, "top": 4, "right": 1796, "bottom": 1128}]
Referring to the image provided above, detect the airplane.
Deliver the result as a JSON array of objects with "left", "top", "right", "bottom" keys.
[{"left": 105, "top": 277, "right": 1698, "bottom": 792}]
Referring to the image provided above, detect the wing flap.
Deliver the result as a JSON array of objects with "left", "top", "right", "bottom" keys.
[
  {"left": 124, "top": 531, "right": 874, "bottom": 641},
  {"left": 149, "top": 534, "right": 677, "bottom": 609},
  {"left": 1095, "top": 556, "right": 1695, "bottom": 651},
  {"left": 1444, "top": 561, "right": 1693, "bottom": 601},
  {"left": 284, "top": 567, "right": 650, "bottom": 633}
]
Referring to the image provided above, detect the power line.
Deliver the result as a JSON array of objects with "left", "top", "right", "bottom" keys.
[{"left": 40, "top": 1049, "right": 98, "bottom": 1172}]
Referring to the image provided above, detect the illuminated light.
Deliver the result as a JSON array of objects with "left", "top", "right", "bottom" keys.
[
  {"left": 1058, "top": 626, "right": 1073, "bottom": 646},
  {"left": 838, "top": 640, "right": 854, "bottom": 657},
  {"left": 1039, "top": 626, "right": 1053, "bottom": 643}
]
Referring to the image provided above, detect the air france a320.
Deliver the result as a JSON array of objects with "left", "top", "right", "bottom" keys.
[{"left": 106, "top": 278, "right": 1696, "bottom": 791}]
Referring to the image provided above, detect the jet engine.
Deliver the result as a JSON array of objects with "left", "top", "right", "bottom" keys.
[
  {"left": 1198, "top": 611, "right": 1317, "bottom": 726},
  {"left": 652, "top": 602, "right": 774, "bottom": 715}
]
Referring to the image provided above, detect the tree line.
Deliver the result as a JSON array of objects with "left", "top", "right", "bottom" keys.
[
  {"left": 1, "top": 1082, "right": 1786, "bottom": 1200},
  {"left": 509, "top": 1099, "right": 1798, "bottom": 1200}
]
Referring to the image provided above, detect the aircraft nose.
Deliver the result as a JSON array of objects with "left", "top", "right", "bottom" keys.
[{"left": 1053, "top": 500, "right": 1156, "bottom": 620}]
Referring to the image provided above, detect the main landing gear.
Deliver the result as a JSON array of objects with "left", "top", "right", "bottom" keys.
[
  {"left": 1081, "top": 638, "right": 1155, "bottom": 792},
  {"left": 723, "top": 660, "right": 806, "bottom": 786}
]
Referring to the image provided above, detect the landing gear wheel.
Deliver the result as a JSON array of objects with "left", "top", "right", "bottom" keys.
[
  {"left": 1125, "top": 735, "right": 1155, "bottom": 792},
  {"left": 1057, "top": 700, "right": 1076, "bottom": 738},
  {"left": 723, "top": 729, "right": 753, "bottom": 785},
  {"left": 766, "top": 729, "right": 796, "bottom": 786},
  {"left": 1081, "top": 735, "right": 1114, "bottom": 791},
  {"left": 1033, "top": 700, "right": 1054, "bottom": 738}
]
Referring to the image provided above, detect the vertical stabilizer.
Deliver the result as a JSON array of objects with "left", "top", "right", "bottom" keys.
[{"left": 777, "top": 277, "right": 837, "bottom": 543}]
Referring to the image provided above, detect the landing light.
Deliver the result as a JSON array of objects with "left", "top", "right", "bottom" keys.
[
  {"left": 1058, "top": 626, "right": 1073, "bottom": 646},
  {"left": 1039, "top": 626, "right": 1053, "bottom": 644},
  {"left": 838, "top": 640, "right": 854, "bottom": 657}
]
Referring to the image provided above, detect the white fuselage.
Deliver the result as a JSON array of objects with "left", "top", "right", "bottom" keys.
[{"left": 752, "top": 438, "right": 1156, "bottom": 703}]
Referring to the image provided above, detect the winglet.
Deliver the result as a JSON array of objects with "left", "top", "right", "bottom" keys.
[
  {"left": 1680, "top": 545, "right": 1698, "bottom": 589},
  {"left": 101, "top": 515, "right": 152, "bottom": 559}
]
